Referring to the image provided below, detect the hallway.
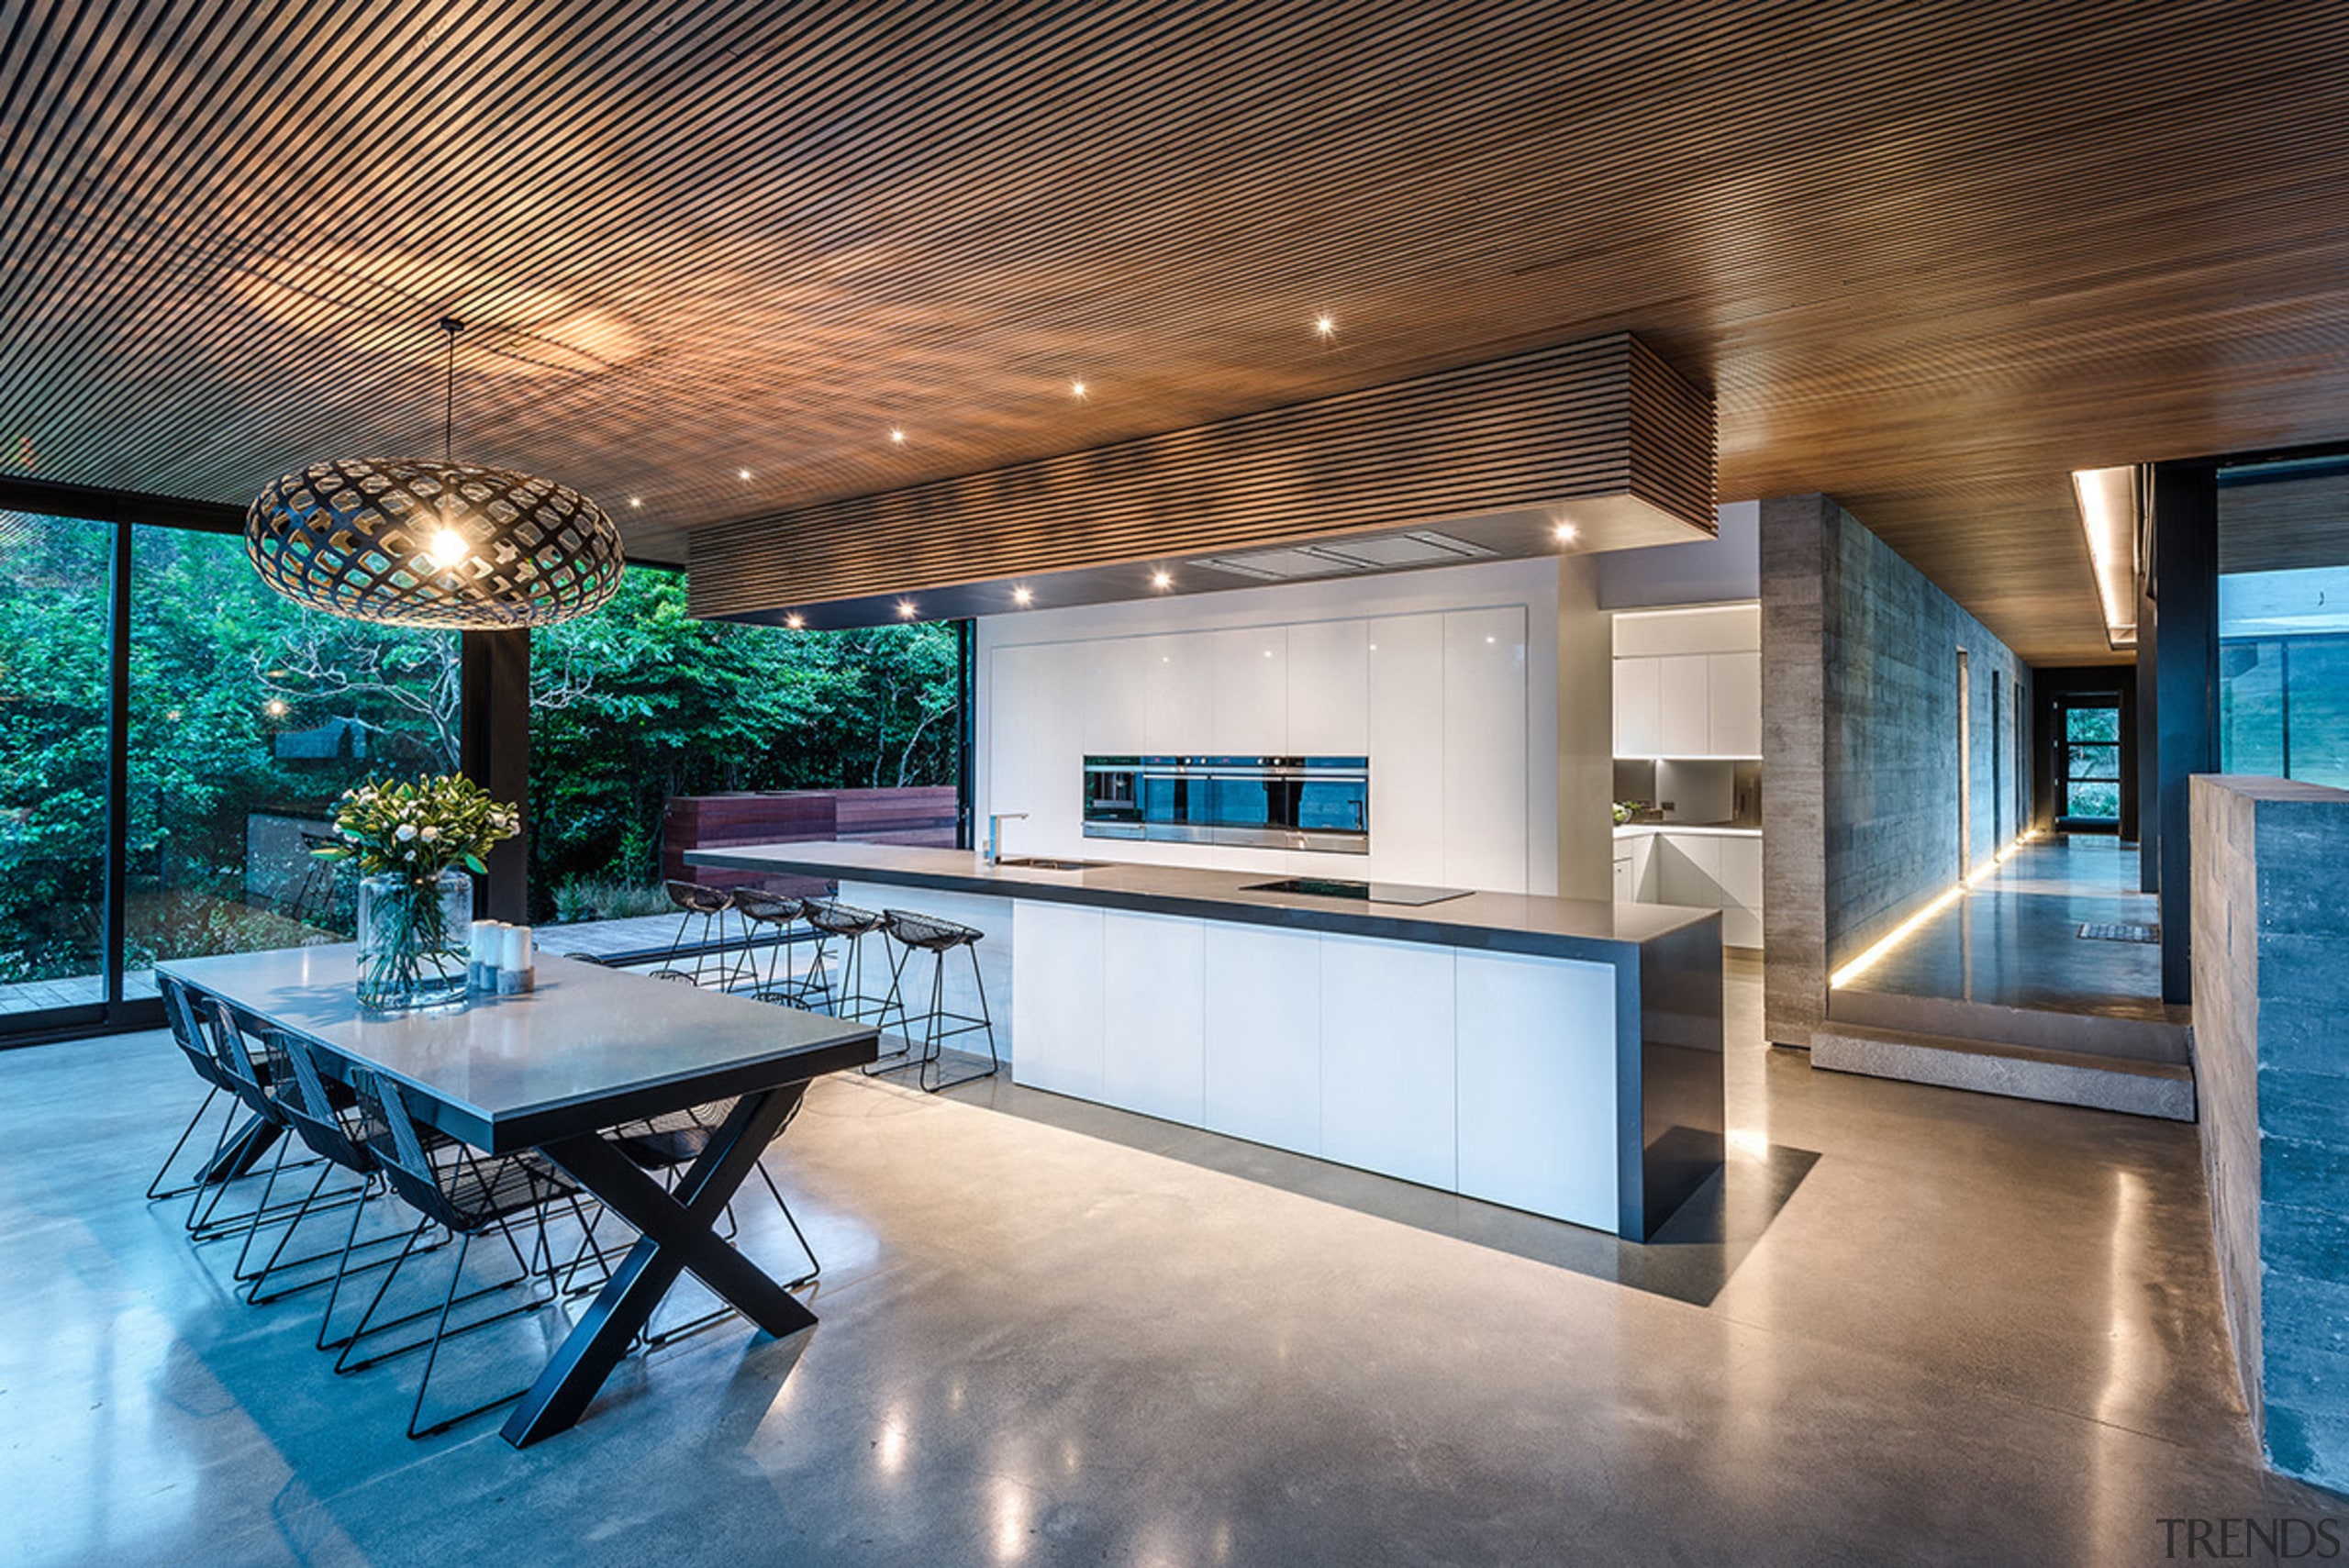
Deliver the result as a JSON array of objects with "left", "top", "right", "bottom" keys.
[{"left": 1835, "top": 835, "right": 2174, "bottom": 1025}]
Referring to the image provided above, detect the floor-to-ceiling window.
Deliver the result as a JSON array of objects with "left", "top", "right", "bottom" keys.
[
  {"left": 125, "top": 526, "right": 457, "bottom": 988},
  {"left": 529, "top": 565, "right": 964, "bottom": 924},
  {"left": 0, "top": 493, "right": 973, "bottom": 1040},
  {"left": 0, "top": 513, "right": 111, "bottom": 1017},
  {"left": 2218, "top": 454, "right": 2349, "bottom": 785}
]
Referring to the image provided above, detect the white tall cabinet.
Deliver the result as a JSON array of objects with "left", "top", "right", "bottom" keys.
[{"left": 991, "top": 604, "right": 1534, "bottom": 893}]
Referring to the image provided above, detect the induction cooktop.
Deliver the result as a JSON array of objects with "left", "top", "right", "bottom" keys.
[{"left": 1239, "top": 877, "right": 1473, "bottom": 906}]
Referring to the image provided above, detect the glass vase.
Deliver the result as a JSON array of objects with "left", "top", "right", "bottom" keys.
[{"left": 355, "top": 868, "right": 473, "bottom": 1014}]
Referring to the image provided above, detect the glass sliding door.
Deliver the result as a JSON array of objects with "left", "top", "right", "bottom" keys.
[
  {"left": 125, "top": 526, "right": 457, "bottom": 990},
  {"left": 0, "top": 512, "right": 111, "bottom": 1019}
]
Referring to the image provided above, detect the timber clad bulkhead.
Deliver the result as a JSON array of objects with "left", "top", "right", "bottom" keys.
[{"left": 686, "top": 334, "right": 1716, "bottom": 624}]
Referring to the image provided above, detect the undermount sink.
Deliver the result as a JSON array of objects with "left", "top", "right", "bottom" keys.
[{"left": 993, "top": 856, "right": 1111, "bottom": 871}]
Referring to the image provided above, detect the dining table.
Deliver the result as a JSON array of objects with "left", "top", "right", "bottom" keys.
[{"left": 155, "top": 944, "right": 880, "bottom": 1447}]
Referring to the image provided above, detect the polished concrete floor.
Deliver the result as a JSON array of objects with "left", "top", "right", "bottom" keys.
[
  {"left": 1837, "top": 834, "right": 2176, "bottom": 1023},
  {"left": 3, "top": 957, "right": 2335, "bottom": 1567}
]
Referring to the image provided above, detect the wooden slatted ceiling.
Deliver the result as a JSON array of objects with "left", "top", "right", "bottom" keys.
[
  {"left": 7, "top": 2, "right": 2349, "bottom": 658},
  {"left": 686, "top": 332, "right": 1714, "bottom": 621}
]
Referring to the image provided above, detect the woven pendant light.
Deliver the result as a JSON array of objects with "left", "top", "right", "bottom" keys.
[{"left": 245, "top": 319, "right": 624, "bottom": 629}]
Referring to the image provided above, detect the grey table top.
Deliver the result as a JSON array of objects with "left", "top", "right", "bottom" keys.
[
  {"left": 685, "top": 841, "right": 1718, "bottom": 962},
  {"left": 157, "top": 946, "right": 878, "bottom": 1151}
]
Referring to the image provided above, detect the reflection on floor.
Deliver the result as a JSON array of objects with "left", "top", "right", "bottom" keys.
[
  {"left": 1836, "top": 834, "right": 2174, "bottom": 1022},
  {"left": 3, "top": 958, "right": 2332, "bottom": 1567}
]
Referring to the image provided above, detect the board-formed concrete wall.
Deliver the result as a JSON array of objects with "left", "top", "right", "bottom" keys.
[
  {"left": 2192, "top": 774, "right": 2349, "bottom": 1494},
  {"left": 1762, "top": 494, "right": 2032, "bottom": 1046},
  {"left": 1821, "top": 506, "right": 2031, "bottom": 967}
]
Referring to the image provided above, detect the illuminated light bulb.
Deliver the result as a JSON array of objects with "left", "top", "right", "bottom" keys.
[
  {"left": 1151, "top": 570, "right": 1172, "bottom": 589},
  {"left": 629, "top": 496, "right": 642, "bottom": 509},
  {"left": 1553, "top": 522, "right": 1578, "bottom": 542},
  {"left": 1070, "top": 380, "right": 1087, "bottom": 399},
  {"left": 1314, "top": 315, "right": 1335, "bottom": 338},
  {"left": 426, "top": 528, "right": 468, "bottom": 569},
  {"left": 785, "top": 614, "right": 806, "bottom": 629},
  {"left": 265, "top": 699, "right": 288, "bottom": 717},
  {"left": 1012, "top": 586, "right": 1033, "bottom": 606},
  {"left": 896, "top": 600, "right": 917, "bottom": 618},
  {"left": 890, "top": 428, "right": 907, "bottom": 445},
  {"left": 739, "top": 468, "right": 752, "bottom": 480}
]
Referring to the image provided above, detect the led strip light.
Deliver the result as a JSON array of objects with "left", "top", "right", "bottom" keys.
[{"left": 1829, "top": 829, "right": 2039, "bottom": 990}]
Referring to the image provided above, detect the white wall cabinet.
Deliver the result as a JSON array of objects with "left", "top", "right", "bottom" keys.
[
  {"left": 1365, "top": 613, "right": 1446, "bottom": 884},
  {"left": 1286, "top": 618, "right": 1369, "bottom": 755},
  {"left": 1011, "top": 902, "right": 1105, "bottom": 1098},
  {"left": 1319, "top": 933, "right": 1456, "bottom": 1190},
  {"left": 1656, "top": 654, "right": 1710, "bottom": 757},
  {"left": 990, "top": 597, "right": 1537, "bottom": 889},
  {"left": 1201, "top": 923, "right": 1322, "bottom": 1152},
  {"left": 1099, "top": 910, "right": 1206, "bottom": 1125},
  {"left": 1611, "top": 605, "right": 1762, "bottom": 760},
  {"left": 991, "top": 643, "right": 1085, "bottom": 845},
  {"left": 1612, "top": 655, "right": 1661, "bottom": 757},
  {"left": 1084, "top": 636, "right": 1150, "bottom": 753},
  {"left": 1442, "top": 607, "right": 1528, "bottom": 894},
  {"left": 1455, "top": 950, "right": 1619, "bottom": 1230},
  {"left": 1707, "top": 651, "right": 1762, "bottom": 758},
  {"left": 1144, "top": 632, "right": 1215, "bottom": 753},
  {"left": 1211, "top": 627, "right": 1288, "bottom": 754}
]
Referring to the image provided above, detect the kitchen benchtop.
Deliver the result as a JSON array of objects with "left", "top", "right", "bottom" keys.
[
  {"left": 1613, "top": 823, "right": 1764, "bottom": 840},
  {"left": 685, "top": 841, "right": 1719, "bottom": 962}
]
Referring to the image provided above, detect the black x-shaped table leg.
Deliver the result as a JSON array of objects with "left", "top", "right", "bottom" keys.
[{"left": 501, "top": 1083, "right": 817, "bottom": 1447}]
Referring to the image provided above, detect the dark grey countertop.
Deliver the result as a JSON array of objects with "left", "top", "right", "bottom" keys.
[{"left": 685, "top": 841, "right": 1718, "bottom": 962}]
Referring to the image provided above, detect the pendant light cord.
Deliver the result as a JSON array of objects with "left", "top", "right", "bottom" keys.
[{"left": 439, "top": 317, "right": 464, "bottom": 462}]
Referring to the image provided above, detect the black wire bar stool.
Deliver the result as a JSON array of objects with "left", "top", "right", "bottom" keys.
[
  {"left": 336, "top": 1068, "right": 612, "bottom": 1440},
  {"left": 651, "top": 880, "right": 758, "bottom": 989},
  {"left": 796, "top": 898, "right": 905, "bottom": 1029},
  {"left": 865, "top": 908, "right": 1000, "bottom": 1094},
  {"left": 730, "top": 888, "right": 812, "bottom": 1003}
]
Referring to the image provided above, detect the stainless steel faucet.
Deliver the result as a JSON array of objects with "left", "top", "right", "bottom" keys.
[{"left": 985, "top": 811, "right": 1029, "bottom": 865}]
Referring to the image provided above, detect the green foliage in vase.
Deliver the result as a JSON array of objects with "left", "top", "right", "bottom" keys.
[{"left": 313, "top": 774, "right": 520, "bottom": 881}]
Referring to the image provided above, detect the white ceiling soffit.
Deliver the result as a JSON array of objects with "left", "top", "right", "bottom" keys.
[{"left": 1192, "top": 530, "right": 1494, "bottom": 582}]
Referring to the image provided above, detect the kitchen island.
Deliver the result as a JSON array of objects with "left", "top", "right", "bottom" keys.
[{"left": 686, "top": 842, "right": 1723, "bottom": 1240}]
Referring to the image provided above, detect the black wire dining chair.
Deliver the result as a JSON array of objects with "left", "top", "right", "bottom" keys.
[
  {"left": 336, "top": 1067, "right": 609, "bottom": 1440},
  {"left": 247, "top": 1029, "right": 454, "bottom": 1341},
  {"left": 148, "top": 974, "right": 237, "bottom": 1207},
  {"left": 184, "top": 994, "right": 356, "bottom": 1265}
]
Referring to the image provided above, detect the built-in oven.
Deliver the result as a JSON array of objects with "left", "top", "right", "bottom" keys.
[
  {"left": 1081, "top": 757, "right": 1146, "bottom": 838},
  {"left": 1139, "top": 756, "right": 1216, "bottom": 843},
  {"left": 1083, "top": 754, "right": 1370, "bottom": 853}
]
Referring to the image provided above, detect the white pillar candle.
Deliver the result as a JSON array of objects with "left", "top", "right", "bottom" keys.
[{"left": 501, "top": 924, "right": 527, "bottom": 971}]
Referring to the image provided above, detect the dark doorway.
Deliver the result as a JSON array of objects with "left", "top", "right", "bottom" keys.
[{"left": 2032, "top": 667, "right": 2139, "bottom": 840}]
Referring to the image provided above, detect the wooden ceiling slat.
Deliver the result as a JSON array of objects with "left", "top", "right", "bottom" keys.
[{"left": 8, "top": 0, "right": 2349, "bottom": 658}]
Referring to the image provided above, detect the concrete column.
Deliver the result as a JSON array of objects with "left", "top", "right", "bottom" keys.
[{"left": 1760, "top": 495, "right": 1831, "bottom": 1048}]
